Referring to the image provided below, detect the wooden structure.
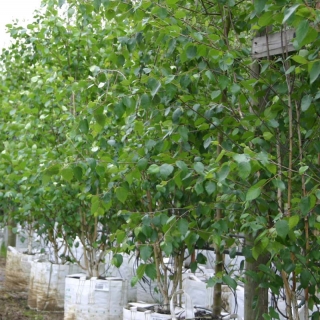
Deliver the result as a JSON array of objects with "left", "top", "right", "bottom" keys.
[{"left": 252, "top": 29, "right": 296, "bottom": 58}]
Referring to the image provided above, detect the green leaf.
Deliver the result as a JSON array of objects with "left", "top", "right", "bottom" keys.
[
  {"left": 261, "top": 237, "right": 269, "bottom": 251},
  {"left": 283, "top": 4, "right": 301, "bottom": 23},
  {"left": 205, "top": 181, "right": 216, "bottom": 195},
  {"left": 300, "top": 269, "right": 311, "bottom": 288},
  {"left": 275, "top": 220, "right": 289, "bottom": 239},
  {"left": 222, "top": 275, "right": 237, "bottom": 290},
  {"left": 140, "top": 245, "right": 153, "bottom": 261},
  {"left": 141, "top": 94, "right": 151, "bottom": 108},
  {"left": 116, "top": 187, "right": 128, "bottom": 204},
  {"left": 131, "top": 276, "right": 139, "bottom": 287},
  {"left": 176, "top": 160, "right": 188, "bottom": 171},
  {"left": 195, "top": 182, "right": 204, "bottom": 195},
  {"left": 194, "top": 162, "right": 205, "bottom": 174},
  {"left": 73, "top": 166, "right": 83, "bottom": 180},
  {"left": 211, "top": 90, "right": 221, "bottom": 100},
  {"left": 96, "top": 165, "right": 105, "bottom": 177},
  {"left": 93, "top": 0, "right": 101, "bottom": 11},
  {"left": 93, "top": 207, "right": 105, "bottom": 218},
  {"left": 159, "top": 164, "right": 174, "bottom": 179},
  {"left": 172, "top": 108, "right": 182, "bottom": 123},
  {"left": 180, "top": 75, "right": 192, "bottom": 89},
  {"left": 105, "top": 9, "right": 115, "bottom": 20},
  {"left": 113, "top": 103, "right": 125, "bottom": 119},
  {"left": 285, "top": 65, "right": 296, "bottom": 75},
  {"left": 166, "top": 0, "right": 179, "bottom": 5},
  {"left": 186, "top": 46, "right": 197, "bottom": 59},
  {"left": 42, "top": 174, "right": 51, "bottom": 185},
  {"left": 233, "top": 154, "right": 250, "bottom": 163},
  {"left": 79, "top": 119, "right": 89, "bottom": 134},
  {"left": 246, "top": 184, "right": 261, "bottom": 201},
  {"left": 112, "top": 254, "right": 123, "bottom": 268},
  {"left": 153, "top": 7, "right": 168, "bottom": 19},
  {"left": 295, "top": 20, "right": 310, "bottom": 46},
  {"left": 91, "top": 195, "right": 100, "bottom": 214},
  {"left": 136, "top": 264, "right": 146, "bottom": 279},
  {"left": 299, "top": 166, "right": 309, "bottom": 174},
  {"left": 301, "top": 95, "right": 312, "bottom": 112},
  {"left": 269, "top": 307, "right": 280, "bottom": 320},
  {"left": 58, "top": 0, "right": 65, "bottom": 7},
  {"left": 300, "top": 27, "right": 318, "bottom": 48},
  {"left": 207, "top": 277, "right": 218, "bottom": 287},
  {"left": 178, "top": 126, "right": 188, "bottom": 142},
  {"left": 145, "top": 264, "right": 157, "bottom": 280},
  {"left": 89, "top": 65, "right": 100, "bottom": 74},
  {"left": 61, "top": 168, "right": 74, "bottom": 182},
  {"left": 263, "top": 132, "right": 273, "bottom": 140},
  {"left": 309, "top": 61, "right": 320, "bottom": 84},
  {"left": 148, "top": 78, "right": 161, "bottom": 98},
  {"left": 195, "top": 253, "right": 206, "bottom": 265},
  {"left": 288, "top": 215, "right": 299, "bottom": 229},
  {"left": 161, "top": 242, "right": 173, "bottom": 256},
  {"left": 123, "top": 96, "right": 134, "bottom": 109},
  {"left": 137, "top": 158, "right": 148, "bottom": 171},
  {"left": 238, "top": 162, "right": 251, "bottom": 180},
  {"left": 218, "top": 165, "right": 230, "bottom": 182},
  {"left": 94, "top": 113, "right": 106, "bottom": 127},
  {"left": 45, "top": 164, "right": 60, "bottom": 176},
  {"left": 300, "top": 195, "right": 316, "bottom": 215},
  {"left": 252, "top": 245, "right": 261, "bottom": 260},
  {"left": 272, "top": 179, "right": 286, "bottom": 191},
  {"left": 116, "top": 230, "right": 126, "bottom": 243},
  {"left": 265, "top": 163, "right": 277, "bottom": 174},
  {"left": 134, "top": 121, "right": 144, "bottom": 135},
  {"left": 147, "top": 164, "right": 160, "bottom": 175},
  {"left": 31, "top": 76, "right": 39, "bottom": 83},
  {"left": 258, "top": 11, "right": 273, "bottom": 27},
  {"left": 291, "top": 55, "right": 308, "bottom": 64},
  {"left": 254, "top": 0, "right": 267, "bottom": 15},
  {"left": 185, "top": 233, "right": 199, "bottom": 251},
  {"left": 177, "top": 218, "right": 188, "bottom": 235}
]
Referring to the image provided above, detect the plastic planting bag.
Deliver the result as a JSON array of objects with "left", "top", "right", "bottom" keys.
[{"left": 64, "top": 274, "right": 127, "bottom": 320}]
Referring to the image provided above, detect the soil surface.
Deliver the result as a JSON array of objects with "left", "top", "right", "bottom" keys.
[{"left": 0, "top": 257, "right": 64, "bottom": 320}]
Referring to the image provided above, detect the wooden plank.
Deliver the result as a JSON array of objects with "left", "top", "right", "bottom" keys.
[{"left": 252, "top": 29, "right": 296, "bottom": 58}]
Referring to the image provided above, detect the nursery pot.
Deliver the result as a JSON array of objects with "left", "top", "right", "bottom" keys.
[
  {"left": 64, "top": 274, "right": 128, "bottom": 320},
  {"left": 28, "top": 260, "right": 81, "bottom": 311},
  {"left": 5, "top": 246, "right": 46, "bottom": 292}
]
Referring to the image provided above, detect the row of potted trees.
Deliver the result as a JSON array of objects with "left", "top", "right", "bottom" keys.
[
  {"left": 4, "top": 0, "right": 320, "bottom": 319},
  {"left": 3, "top": 230, "right": 240, "bottom": 319}
]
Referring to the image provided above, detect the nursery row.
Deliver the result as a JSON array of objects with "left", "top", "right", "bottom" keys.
[
  {"left": 2, "top": 240, "right": 317, "bottom": 320},
  {"left": 1, "top": 0, "right": 320, "bottom": 319},
  {"left": 4, "top": 245, "right": 242, "bottom": 320}
]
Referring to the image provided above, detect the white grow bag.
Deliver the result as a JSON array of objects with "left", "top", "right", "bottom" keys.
[
  {"left": 183, "top": 274, "right": 234, "bottom": 313},
  {"left": 123, "top": 289, "right": 194, "bottom": 320},
  {"left": 136, "top": 277, "right": 163, "bottom": 304},
  {"left": 105, "top": 252, "right": 138, "bottom": 302},
  {"left": 64, "top": 274, "right": 128, "bottom": 320},
  {"left": 5, "top": 246, "right": 46, "bottom": 292},
  {"left": 28, "top": 261, "right": 82, "bottom": 311}
]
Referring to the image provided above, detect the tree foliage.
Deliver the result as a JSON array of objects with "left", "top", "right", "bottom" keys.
[{"left": 1, "top": 0, "right": 320, "bottom": 317}]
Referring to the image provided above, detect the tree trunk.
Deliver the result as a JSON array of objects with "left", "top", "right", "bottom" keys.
[
  {"left": 7, "top": 219, "right": 16, "bottom": 247},
  {"left": 212, "top": 134, "right": 224, "bottom": 318},
  {"left": 244, "top": 235, "right": 269, "bottom": 320},
  {"left": 244, "top": 24, "right": 270, "bottom": 320},
  {"left": 213, "top": 246, "right": 223, "bottom": 318}
]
